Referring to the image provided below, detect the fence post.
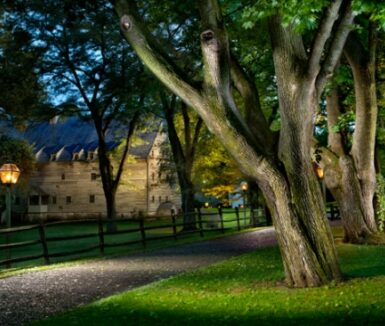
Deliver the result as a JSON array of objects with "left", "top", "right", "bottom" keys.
[
  {"left": 197, "top": 208, "right": 204, "bottom": 237},
  {"left": 218, "top": 206, "right": 224, "bottom": 233},
  {"left": 251, "top": 208, "right": 258, "bottom": 227},
  {"left": 171, "top": 210, "right": 178, "bottom": 240},
  {"left": 235, "top": 207, "right": 240, "bottom": 231},
  {"left": 5, "top": 233, "right": 11, "bottom": 269},
  {"left": 139, "top": 218, "right": 146, "bottom": 248},
  {"left": 38, "top": 223, "right": 50, "bottom": 265},
  {"left": 98, "top": 216, "right": 105, "bottom": 255}
]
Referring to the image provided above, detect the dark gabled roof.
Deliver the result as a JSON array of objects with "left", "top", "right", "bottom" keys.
[{"left": 20, "top": 117, "right": 159, "bottom": 162}]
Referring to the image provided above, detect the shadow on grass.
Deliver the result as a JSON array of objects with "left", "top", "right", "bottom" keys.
[
  {"left": 35, "top": 282, "right": 385, "bottom": 326},
  {"left": 338, "top": 244, "right": 385, "bottom": 278}
]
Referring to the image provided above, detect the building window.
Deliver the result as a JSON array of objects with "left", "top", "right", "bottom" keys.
[
  {"left": 41, "top": 195, "right": 49, "bottom": 205},
  {"left": 66, "top": 196, "right": 72, "bottom": 204},
  {"left": 73, "top": 153, "right": 79, "bottom": 160},
  {"left": 89, "top": 152, "right": 94, "bottom": 160},
  {"left": 151, "top": 196, "right": 155, "bottom": 203},
  {"left": 91, "top": 173, "right": 97, "bottom": 180},
  {"left": 165, "top": 196, "right": 169, "bottom": 202},
  {"left": 89, "top": 195, "right": 95, "bottom": 203},
  {"left": 52, "top": 196, "right": 57, "bottom": 205},
  {"left": 61, "top": 173, "right": 65, "bottom": 180},
  {"left": 158, "top": 196, "right": 162, "bottom": 202},
  {"left": 51, "top": 154, "right": 57, "bottom": 161},
  {"left": 152, "top": 172, "right": 155, "bottom": 182},
  {"left": 29, "top": 195, "right": 39, "bottom": 206}
]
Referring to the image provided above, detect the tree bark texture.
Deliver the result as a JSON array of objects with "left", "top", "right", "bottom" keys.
[
  {"left": 348, "top": 62, "right": 378, "bottom": 233},
  {"left": 114, "top": 0, "right": 354, "bottom": 287},
  {"left": 320, "top": 31, "right": 379, "bottom": 243}
]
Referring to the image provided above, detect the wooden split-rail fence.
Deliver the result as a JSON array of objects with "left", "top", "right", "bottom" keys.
[{"left": 0, "top": 204, "right": 339, "bottom": 269}]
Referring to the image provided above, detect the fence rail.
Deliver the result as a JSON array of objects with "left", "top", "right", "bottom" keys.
[{"left": 0, "top": 204, "right": 339, "bottom": 270}]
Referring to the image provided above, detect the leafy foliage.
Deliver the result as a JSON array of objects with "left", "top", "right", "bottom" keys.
[
  {"left": 352, "top": 0, "right": 385, "bottom": 30},
  {"left": 331, "top": 111, "right": 356, "bottom": 134},
  {"left": 331, "top": 111, "right": 356, "bottom": 150},
  {"left": 0, "top": 20, "right": 48, "bottom": 124},
  {"left": 0, "top": 135, "right": 35, "bottom": 187},
  {"left": 241, "top": 0, "right": 329, "bottom": 32},
  {"left": 193, "top": 132, "right": 243, "bottom": 201},
  {"left": 375, "top": 174, "right": 385, "bottom": 232}
]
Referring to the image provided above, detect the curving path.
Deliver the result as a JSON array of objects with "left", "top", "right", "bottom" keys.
[{"left": 0, "top": 228, "right": 276, "bottom": 326}]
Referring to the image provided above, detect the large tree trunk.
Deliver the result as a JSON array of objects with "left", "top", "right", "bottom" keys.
[
  {"left": 267, "top": 15, "right": 341, "bottom": 286},
  {"left": 199, "top": 100, "right": 341, "bottom": 287},
  {"left": 261, "top": 172, "right": 341, "bottom": 287}
]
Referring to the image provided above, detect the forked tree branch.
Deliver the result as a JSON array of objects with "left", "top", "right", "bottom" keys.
[{"left": 316, "top": 0, "right": 354, "bottom": 94}]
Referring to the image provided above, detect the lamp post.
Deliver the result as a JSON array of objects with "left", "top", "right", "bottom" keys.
[
  {"left": 240, "top": 181, "right": 248, "bottom": 226},
  {"left": 0, "top": 163, "right": 21, "bottom": 228}
]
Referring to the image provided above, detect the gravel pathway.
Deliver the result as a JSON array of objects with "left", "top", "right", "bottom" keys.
[{"left": 0, "top": 228, "right": 276, "bottom": 326}]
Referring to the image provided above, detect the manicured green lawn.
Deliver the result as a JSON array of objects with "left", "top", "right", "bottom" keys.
[{"left": 32, "top": 242, "right": 385, "bottom": 326}]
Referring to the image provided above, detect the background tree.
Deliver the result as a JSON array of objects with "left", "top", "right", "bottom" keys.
[
  {"left": 4, "top": 0, "right": 146, "bottom": 229},
  {"left": 193, "top": 132, "right": 243, "bottom": 205},
  {"left": 160, "top": 93, "right": 203, "bottom": 231},
  {"left": 0, "top": 13, "right": 48, "bottom": 124}
]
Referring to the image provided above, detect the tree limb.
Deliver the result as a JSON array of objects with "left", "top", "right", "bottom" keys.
[
  {"left": 230, "top": 54, "right": 275, "bottom": 155},
  {"left": 307, "top": 0, "right": 344, "bottom": 80},
  {"left": 114, "top": 0, "right": 204, "bottom": 110},
  {"left": 114, "top": 106, "right": 141, "bottom": 188},
  {"left": 161, "top": 92, "right": 186, "bottom": 164},
  {"left": 368, "top": 22, "right": 378, "bottom": 70},
  {"left": 326, "top": 86, "right": 345, "bottom": 156},
  {"left": 189, "top": 116, "right": 203, "bottom": 169},
  {"left": 199, "top": 0, "right": 267, "bottom": 155},
  {"left": 316, "top": 0, "right": 354, "bottom": 94}
]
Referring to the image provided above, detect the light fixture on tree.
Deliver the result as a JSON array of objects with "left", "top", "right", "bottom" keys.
[
  {"left": 313, "top": 162, "right": 324, "bottom": 180},
  {"left": 240, "top": 181, "right": 248, "bottom": 192}
]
